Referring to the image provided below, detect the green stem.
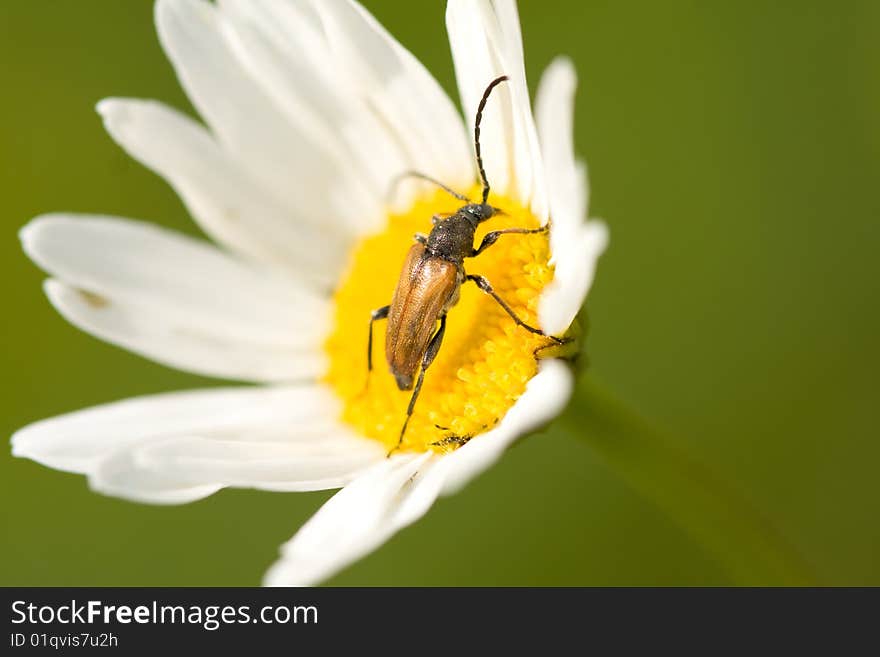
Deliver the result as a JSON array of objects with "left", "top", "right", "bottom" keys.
[{"left": 560, "top": 375, "right": 816, "bottom": 585}]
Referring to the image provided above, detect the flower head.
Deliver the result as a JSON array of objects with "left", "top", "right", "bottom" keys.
[{"left": 13, "top": 0, "right": 606, "bottom": 585}]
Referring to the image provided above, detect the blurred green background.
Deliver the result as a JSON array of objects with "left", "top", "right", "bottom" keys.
[{"left": 1, "top": 0, "right": 878, "bottom": 585}]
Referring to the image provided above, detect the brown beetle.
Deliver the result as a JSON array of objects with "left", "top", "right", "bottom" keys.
[{"left": 368, "top": 75, "right": 562, "bottom": 454}]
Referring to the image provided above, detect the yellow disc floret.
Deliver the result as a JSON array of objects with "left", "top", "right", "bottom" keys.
[{"left": 325, "top": 187, "right": 558, "bottom": 454}]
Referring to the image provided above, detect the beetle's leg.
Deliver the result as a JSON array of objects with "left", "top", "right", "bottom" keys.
[
  {"left": 367, "top": 305, "right": 390, "bottom": 373},
  {"left": 414, "top": 233, "right": 428, "bottom": 245},
  {"left": 431, "top": 420, "right": 492, "bottom": 451},
  {"left": 388, "top": 170, "right": 470, "bottom": 204},
  {"left": 389, "top": 314, "right": 447, "bottom": 456},
  {"left": 471, "top": 224, "right": 549, "bottom": 257},
  {"left": 466, "top": 274, "right": 565, "bottom": 344},
  {"left": 533, "top": 336, "right": 574, "bottom": 359},
  {"left": 431, "top": 434, "right": 473, "bottom": 450}
]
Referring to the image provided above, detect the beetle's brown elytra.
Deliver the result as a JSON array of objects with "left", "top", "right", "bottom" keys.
[{"left": 366, "top": 75, "right": 563, "bottom": 456}]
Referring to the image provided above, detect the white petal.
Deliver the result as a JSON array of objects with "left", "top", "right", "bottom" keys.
[
  {"left": 439, "top": 358, "right": 574, "bottom": 495},
  {"left": 534, "top": 58, "right": 608, "bottom": 335},
  {"left": 135, "top": 434, "right": 383, "bottom": 492},
  {"left": 13, "top": 385, "right": 383, "bottom": 504},
  {"left": 308, "top": 0, "right": 474, "bottom": 194},
  {"left": 21, "top": 215, "right": 328, "bottom": 382},
  {"left": 97, "top": 98, "right": 349, "bottom": 286},
  {"left": 263, "top": 451, "right": 440, "bottom": 586},
  {"left": 216, "top": 0, "right": 403, "bottom": 224},
  {"left": 43, "top": 279, "right": 326, "bottom": 383},
  {"left": 12, "top": 386, "right": 333, "bottom": 473},
  {"left": 535, "top": 57, "right": 587, "bottom": 234},
  {"left": 21, "top": 214, "right": 325, "bottom": 342},
  {"left": 446, "top": 0, "right": 547, "bottom": 217},
  {"left": 91, "top": 450, "right": 222, "bottom": 505},
  {"left": 154, "top": 0, "right": 368, "bottom": 259},
  {"left": 538, "top": 221, "right": 608, "bottom": 336},
  {"left": 220, "top": 0, "right": 384, "bottom": 235}
]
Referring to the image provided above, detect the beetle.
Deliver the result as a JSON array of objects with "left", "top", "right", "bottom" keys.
[{"left": 368, "top": 75, "right": 563, "bottom": 454}]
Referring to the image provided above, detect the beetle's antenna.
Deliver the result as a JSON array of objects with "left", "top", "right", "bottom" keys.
[{"left": 475, "top": 75, "right": 509, "bottom": 204}]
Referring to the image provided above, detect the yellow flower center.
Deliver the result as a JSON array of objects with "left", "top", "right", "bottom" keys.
[{"left": 324, "top": 187, "right": 559, "bottom": 454}]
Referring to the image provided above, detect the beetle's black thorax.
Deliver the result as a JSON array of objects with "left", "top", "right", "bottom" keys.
[{"left": 426, "top": 204, "right": 488, "bottom": 265}]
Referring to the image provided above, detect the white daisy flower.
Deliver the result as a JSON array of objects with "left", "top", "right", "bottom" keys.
[{"left": 13, "top": 0, "right": 607, "bottom": 586}]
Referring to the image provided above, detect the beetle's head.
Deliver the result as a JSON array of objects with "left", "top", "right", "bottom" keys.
[{"left": 462, "top": 203, "right": 498, "bottom": 224}]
